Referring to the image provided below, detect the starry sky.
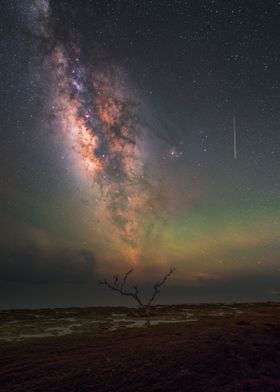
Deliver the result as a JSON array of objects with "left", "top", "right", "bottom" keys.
[{"left": 1, "top": 0, "right": 280, "bottom": 308}]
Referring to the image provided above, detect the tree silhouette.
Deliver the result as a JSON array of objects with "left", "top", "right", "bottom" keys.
[{"left": 98, "top": 268, "right": 175, "bottom": 315}]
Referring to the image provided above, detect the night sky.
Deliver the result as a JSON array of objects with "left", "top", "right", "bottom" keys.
[{"left": 1, "top": 0, "right": 280, "bottom": 308}]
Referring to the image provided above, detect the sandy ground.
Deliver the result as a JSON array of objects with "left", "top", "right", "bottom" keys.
[{"left": 0, "top": 302, "right": 279, "bottom": 391}]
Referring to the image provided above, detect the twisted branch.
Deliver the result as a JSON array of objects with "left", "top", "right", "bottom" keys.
[
  {"left": 147, "top": 268, "right": 176, "bottom": 307},
  {"left": 99, "top": 269, "right": 143, "bottom": 306}
]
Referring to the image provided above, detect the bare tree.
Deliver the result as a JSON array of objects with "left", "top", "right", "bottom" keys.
[{"left": 98, "top": 268, "right": 175, "bottom": 315}]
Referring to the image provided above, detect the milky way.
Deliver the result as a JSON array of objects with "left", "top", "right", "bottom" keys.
[{"left": 34, "top": 0, "right": 158, "bottom": 264}]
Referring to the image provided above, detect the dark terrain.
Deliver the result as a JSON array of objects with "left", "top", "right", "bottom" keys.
[{"left": 0, "top": 303, "right": 280, "bottom": 392}]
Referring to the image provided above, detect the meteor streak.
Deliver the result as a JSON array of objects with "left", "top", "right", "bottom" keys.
[{"left": 233, "top": 113, "right": 237, "bottom": 160}]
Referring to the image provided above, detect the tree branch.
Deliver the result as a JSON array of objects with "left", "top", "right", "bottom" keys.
[
  {"left": 120, "top": 268, "right": 133, "bottom": 291},
  {"left": 147, "top": 268, "right": 175, "bottom": 307},
  {"left": 99, "top": 269, "right": 144, "bottom": 307},
  {"left": 99, "top": 267, "right": 175, "bottom": 309}
]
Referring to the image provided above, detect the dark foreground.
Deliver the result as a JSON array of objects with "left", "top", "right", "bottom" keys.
[{"left": 0, "top": 303, "right": 280, "bottom": 392}]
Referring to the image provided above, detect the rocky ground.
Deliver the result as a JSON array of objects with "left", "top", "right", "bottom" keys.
[{"left": 0, "top": 302, "right": 279, "bottom": 391}]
